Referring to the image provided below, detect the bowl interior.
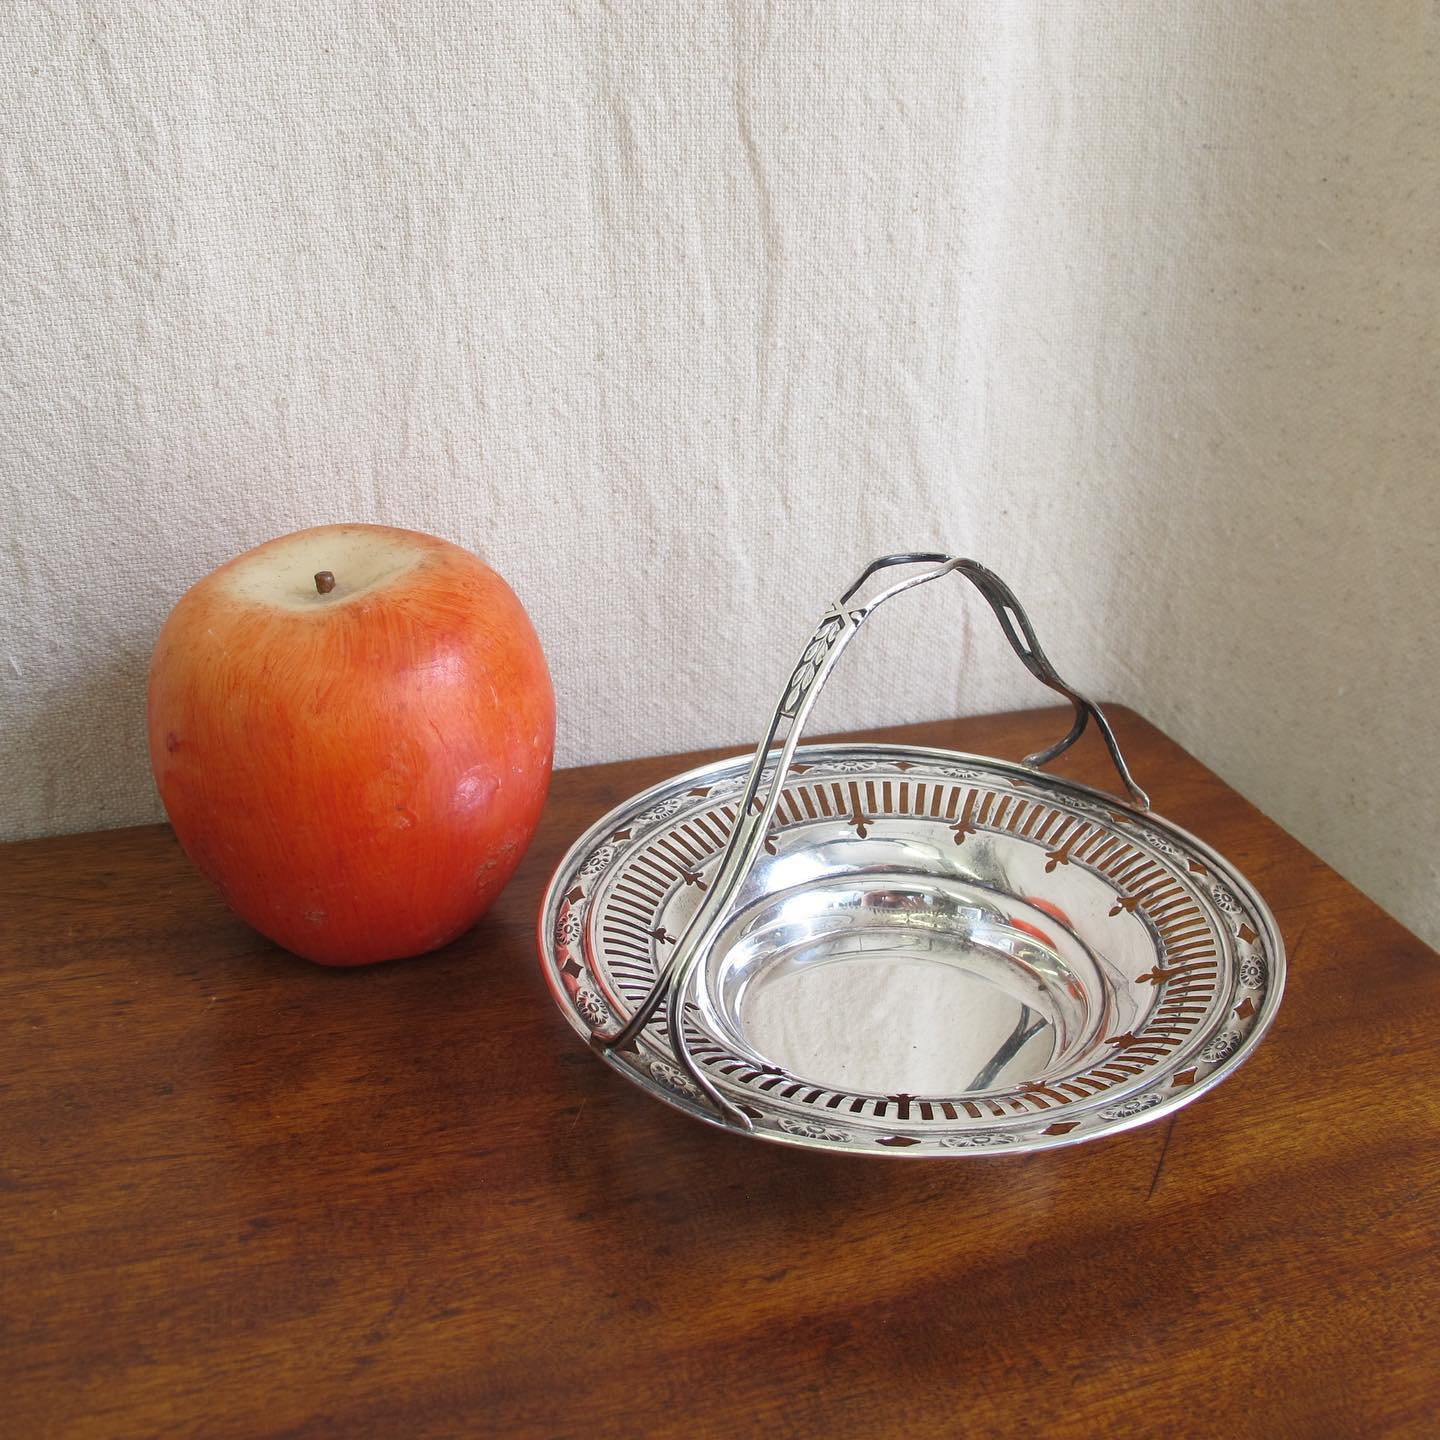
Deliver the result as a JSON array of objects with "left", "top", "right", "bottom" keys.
[{"left": 698, "top": 863, "right": 1125, "bottom": 1098}]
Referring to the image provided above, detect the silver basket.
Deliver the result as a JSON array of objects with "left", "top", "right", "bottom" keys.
[{"left": 538, "top": 555, "right": 1283, "bottom": 1155}]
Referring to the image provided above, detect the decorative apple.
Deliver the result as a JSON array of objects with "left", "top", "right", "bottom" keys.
[{"left": 147, "top": 524, "right": 554, "bottom": 965}]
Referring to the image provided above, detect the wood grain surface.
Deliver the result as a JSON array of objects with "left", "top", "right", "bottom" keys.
[{"left": 2, "top": 706, "right": 1437, "bottom": 1439}]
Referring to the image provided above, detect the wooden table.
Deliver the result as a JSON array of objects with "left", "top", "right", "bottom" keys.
[{"left": 4, "top": 707, "right": 1437, "bottom": 1439}]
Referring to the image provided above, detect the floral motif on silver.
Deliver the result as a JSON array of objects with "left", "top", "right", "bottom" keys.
[
  {"left": 777, "top": 1116, "right": 853, "bottom": 1142},
  {"left": 1100, "top": 1092, "right": 1164, "bottom": 1120},
  {"left": 648, "top": 1059, "right": 700, "bottom": 1097},
  {"left": 939, "top": 1131, "right": 1020, "bottom": 1148},
  {"left": 1199, "top": 1031, "right": 1242, "bottom": 1064},
  {"left": 574, "top": 989, "right": 611, "bottom": 1028}
]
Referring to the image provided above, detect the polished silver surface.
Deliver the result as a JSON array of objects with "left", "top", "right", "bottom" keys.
[
  {"left": 702, "top": 869, "right": 1117, "bottom": 1098},
  {"left": 538, "top": 555, "right": 1285, "bottom": 1155}
]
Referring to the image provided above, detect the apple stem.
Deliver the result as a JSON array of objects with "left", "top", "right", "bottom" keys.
[{"left": 314, "top": 571, "right": 336, "bottom": 595}]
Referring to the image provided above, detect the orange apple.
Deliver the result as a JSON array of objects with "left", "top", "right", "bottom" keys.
[{"left": 147, "top": 524, "right": 554, "bottom": 965}]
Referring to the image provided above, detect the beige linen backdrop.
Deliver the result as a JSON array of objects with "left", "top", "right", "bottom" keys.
[{"left": 2, "top": 3, "right": 1437, "bottom": 947}]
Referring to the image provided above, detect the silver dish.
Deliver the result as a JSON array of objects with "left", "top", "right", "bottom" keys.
[{"left": 538, "top": 555, "right": 1284, "bottom": 1155}]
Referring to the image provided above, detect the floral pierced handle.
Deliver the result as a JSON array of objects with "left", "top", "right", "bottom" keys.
[
  {"left": 591, "top": 553, "right": 1150, "bottom": 1130},
  {"left": 778, "top": 609, "right": 848, "bottom": 718}
]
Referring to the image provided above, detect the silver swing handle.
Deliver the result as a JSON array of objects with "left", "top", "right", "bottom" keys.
[{"left": 592, "top": 553, "right": 1149, "bottom": 1131}]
